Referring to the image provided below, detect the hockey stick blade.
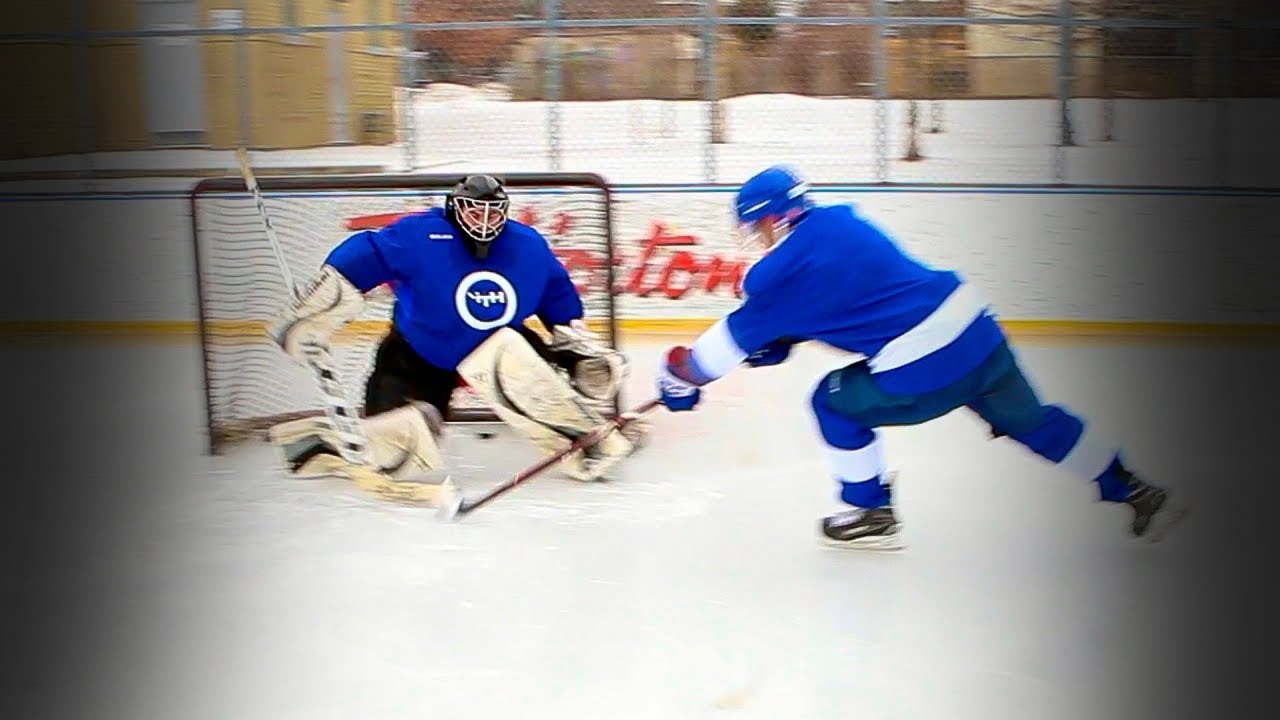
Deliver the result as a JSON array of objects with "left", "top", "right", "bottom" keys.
[{"left": 440, "top": 399, "right": 661, "bottom": 521}]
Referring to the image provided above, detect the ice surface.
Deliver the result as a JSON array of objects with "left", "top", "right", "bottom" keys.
[{"left": 9, "top": 337, "right": 1255, "bottom": 720}]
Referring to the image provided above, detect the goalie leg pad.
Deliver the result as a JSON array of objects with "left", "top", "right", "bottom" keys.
[
  {"left": 269, "top": 402, "right": 445, "bottom": 482},
  {"left": 362, "top": 402, "right": 446, "bottom": 479},
  {"left": 277, "top": 451, "right": 457, "bottom": 507},
  {"left": 457, "top": 327, "right": 633, "bottom": 481}
]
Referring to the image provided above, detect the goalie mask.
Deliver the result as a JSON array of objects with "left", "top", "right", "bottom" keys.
[{"left": 445, "top": 174, "right": 510, "bottom": 259}]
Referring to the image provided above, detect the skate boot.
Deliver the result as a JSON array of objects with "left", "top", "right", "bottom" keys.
[
  {"left": 1123, "top": 477, "right": 1187, "bottom": 542},
  {"left": 820, "top": 506, "right": 903, "bottom": 551}
]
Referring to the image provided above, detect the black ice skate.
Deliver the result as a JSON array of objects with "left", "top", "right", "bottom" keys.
[
  {"left": 1123, "top": 477, "right": 1187, "bottom": 542},
  {"left": 820, "top": 507, "right": 903, "bottom": 551}
]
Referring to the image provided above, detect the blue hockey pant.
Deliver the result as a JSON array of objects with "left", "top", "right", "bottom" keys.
[{"left": 810, "top": 341, "right": 1128, "bottom": 509}]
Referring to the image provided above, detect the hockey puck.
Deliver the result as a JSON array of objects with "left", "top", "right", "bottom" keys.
[{"left": 476, "top": 431, "right": 496, "bottom": 439}]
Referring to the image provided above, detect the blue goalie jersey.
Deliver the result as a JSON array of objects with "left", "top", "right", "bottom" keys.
[
  {"left": 693, "top": 204, "right": 1006, "bottom": 395},
  {"left": 324, "top": 208, "right": 584, "bottom": 371}
]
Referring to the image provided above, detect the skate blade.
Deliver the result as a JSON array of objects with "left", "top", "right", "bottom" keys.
[{"left": 820, "top": 532, "right": 905, "bottom": 552}]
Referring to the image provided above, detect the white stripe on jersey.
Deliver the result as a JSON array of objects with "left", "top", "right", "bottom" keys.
[
  {"left": 868, "top": 282, "right": 990, "bottom": 375},
  {"left": 691, "top": 318, "right": 749, "bottom": 381}
]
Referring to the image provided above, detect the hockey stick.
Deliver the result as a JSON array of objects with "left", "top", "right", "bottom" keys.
[
  {"left": 235, "top": 147, "right": 371, "bottom": 466},
  {"left": 439, "top": 398, "right": 661, "bottom": 521}
]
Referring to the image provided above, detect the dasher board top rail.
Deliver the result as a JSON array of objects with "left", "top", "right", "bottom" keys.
[{"left": 193, "top": 173, "right": 612, "bottom": 195}]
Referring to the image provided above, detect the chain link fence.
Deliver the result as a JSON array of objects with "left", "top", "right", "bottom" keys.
[{"left": 4, "top": 1, "right": 1278, "bottom": 185}]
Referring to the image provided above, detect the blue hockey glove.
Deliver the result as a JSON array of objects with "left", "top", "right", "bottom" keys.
[
  {"left": 745, "top": 340, "right": 793, "bottom": 368},
  {"left": 657, "top": 346, "right": 703, "bottom": 412}
]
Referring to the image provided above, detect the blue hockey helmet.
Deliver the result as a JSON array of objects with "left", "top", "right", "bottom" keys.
[{"left": 734, "top": 165, "right": 812, "bottom": 246}]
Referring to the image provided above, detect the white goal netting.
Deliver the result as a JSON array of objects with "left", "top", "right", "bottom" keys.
[{"left": 192, "top": 173, "right": 618, "bottom": 452}]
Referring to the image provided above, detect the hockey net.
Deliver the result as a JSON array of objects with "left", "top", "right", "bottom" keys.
[{"left": 191, "top": 172, "right": 618, "bottom": 453}]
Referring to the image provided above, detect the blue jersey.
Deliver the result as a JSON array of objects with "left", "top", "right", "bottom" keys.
[
  {"left": 693, "top": 204, "right": 1005, "bottom": 395},
  {"left": 325, "top": 208, "right": 584, "bottom": 370}
]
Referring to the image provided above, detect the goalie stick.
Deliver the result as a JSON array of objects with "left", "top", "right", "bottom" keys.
[
  {"left": 236, "top": 147, "right": 371, "bottom": 466},
  {"left": 439, "top": 398, "right": 661, "bottom": 521}
]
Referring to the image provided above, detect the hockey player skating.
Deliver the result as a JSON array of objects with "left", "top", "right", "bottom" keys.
[
  {"left": 268, "top": 174, "right": 633, "bottom": 500},
  {"left": 655, "top": 166, "right": 1185, "bottom": 549}
]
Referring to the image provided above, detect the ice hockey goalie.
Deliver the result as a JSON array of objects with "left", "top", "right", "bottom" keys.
[{"left": 266, "top": 175, "right": 640, "bottom": 505}]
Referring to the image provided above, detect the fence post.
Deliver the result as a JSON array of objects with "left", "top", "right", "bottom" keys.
[
  {"left": 1213, "top": 0, "right": 1232, "bottom": 186},
  {"left": 1054, "top": 0, "right": 1075, "bottom": 184},
  {"left": 397, "top": 0, "right": 415, "bottom": 171},
  {"left": 545, "top": 0, "right": 563, "bottom": 172},
  {"left": 235, "top": 0, "right": 252, "bottom": 150},
  {"left": 701, "top": 0, "right": 721, "bottom": 182},
  {"left": 1099, "top": 0, "right": 1114, "bottom": 141},
  {"left": 1057, "top": 0, "right": 1075, "bottom": 147},
  {"left": 872, "top": 0, "right": 889, "bottom": 182},
  {"left": 927, "top": 19, "right": 944, "bottom": 134},
  {"left": 71, "top": 0, "right": 96, "bottom": 179}
]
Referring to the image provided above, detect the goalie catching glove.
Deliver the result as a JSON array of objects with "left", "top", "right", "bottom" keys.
[
  {"left": 546, "top": 319, "right": 628, "bottom": 401},
  {"left": 546, "top": 319, "right": 651, "bottom": 453}
]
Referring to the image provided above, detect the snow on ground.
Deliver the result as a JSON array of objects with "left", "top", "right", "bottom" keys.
[{"left": 4, "top": 93, "right": 1278, "bottom": 187}]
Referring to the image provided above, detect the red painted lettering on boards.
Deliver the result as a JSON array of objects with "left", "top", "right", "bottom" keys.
[{"left": 344, "top": 212, "right": 748, "bottom": 300}]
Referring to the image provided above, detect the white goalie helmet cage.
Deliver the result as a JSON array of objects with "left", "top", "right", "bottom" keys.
[{"left": 446, "top": 175, "right": 511, "bottom": 255}]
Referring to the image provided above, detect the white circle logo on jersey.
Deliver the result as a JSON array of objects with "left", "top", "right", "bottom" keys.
[{"left": 455, "top": 271, "right": 518, "bottom": 331}]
